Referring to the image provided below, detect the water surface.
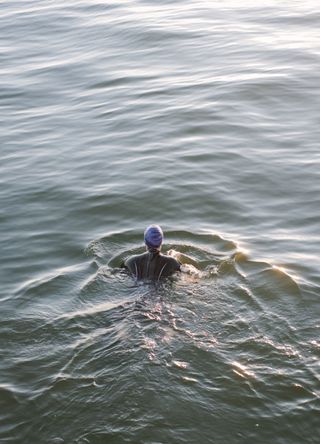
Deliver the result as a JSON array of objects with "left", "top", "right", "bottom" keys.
[{"left": 1, "top": 1, "right": 319, "bottom": 443}]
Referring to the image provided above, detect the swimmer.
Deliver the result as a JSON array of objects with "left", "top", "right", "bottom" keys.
[{"left": 124, "top": 225, "right": 181, "bottom": 280}]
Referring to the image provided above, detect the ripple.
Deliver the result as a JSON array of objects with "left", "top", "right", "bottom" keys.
[
  {"left": 2, "top": 234, "right": 315, "bottom": 444},
  {"left": 2, "top": 0, "right": 320, "bottom": 442}
]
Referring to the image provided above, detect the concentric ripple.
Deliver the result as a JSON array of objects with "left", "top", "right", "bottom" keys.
[{"left": 2, "top": 228, "right": 318, "bottom": 443}]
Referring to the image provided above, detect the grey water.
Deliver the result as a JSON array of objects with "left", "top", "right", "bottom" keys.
[{"left": 1, "top": 1, "right": 319, "bottom": 443}]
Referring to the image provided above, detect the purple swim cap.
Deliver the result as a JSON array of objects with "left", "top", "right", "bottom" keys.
[{"left": 144, "top": 225, "right": 163, "bottom": 249}]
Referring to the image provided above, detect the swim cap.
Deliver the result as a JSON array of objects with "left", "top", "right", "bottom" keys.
[{"left": 144, "top": 225, "right": 163, "bottom": 249}]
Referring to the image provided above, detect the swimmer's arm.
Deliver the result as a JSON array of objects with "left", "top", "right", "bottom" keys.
[
  {"left": 168, "top": 250, "right": 198, "bottom": 268},
  {"left": 121, "top": 257, "right": 137, "bottom": 275},
  {"left": 168, "top": 250, "right": 201, "bottom": 274}
]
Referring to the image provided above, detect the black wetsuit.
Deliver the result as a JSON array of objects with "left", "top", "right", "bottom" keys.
[{"left": 124, "top": 249, "right": 181, "bottom": 280}]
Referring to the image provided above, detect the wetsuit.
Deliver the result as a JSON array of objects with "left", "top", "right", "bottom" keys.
[{"left": 124, "top": 249, "right": 181, "bottom": 280}]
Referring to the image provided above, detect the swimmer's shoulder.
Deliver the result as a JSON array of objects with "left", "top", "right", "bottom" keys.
[{"left": 124, "top": 252, "right": 148, "bottom": 268}]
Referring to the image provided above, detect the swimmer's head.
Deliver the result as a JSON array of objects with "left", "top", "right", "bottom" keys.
[{"left": 144, "top": 225, "right": 163, "bottom": 250}]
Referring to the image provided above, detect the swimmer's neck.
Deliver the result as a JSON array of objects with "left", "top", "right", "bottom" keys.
[{"left": 146, "top": 246, "right": 161, "bottom": 254}]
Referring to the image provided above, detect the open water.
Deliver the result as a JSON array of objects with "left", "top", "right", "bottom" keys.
[{"left": 1, "top": 1, "right": 319, "bottom": 443}]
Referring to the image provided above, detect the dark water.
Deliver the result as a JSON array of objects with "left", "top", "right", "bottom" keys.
[{"left": 1, "top": 1, "right": 319, "bottom": 443}]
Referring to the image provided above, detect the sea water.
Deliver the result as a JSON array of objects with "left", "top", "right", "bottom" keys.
[{"left": 0, "top": 1, "right": 319, "bottom": 443}]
